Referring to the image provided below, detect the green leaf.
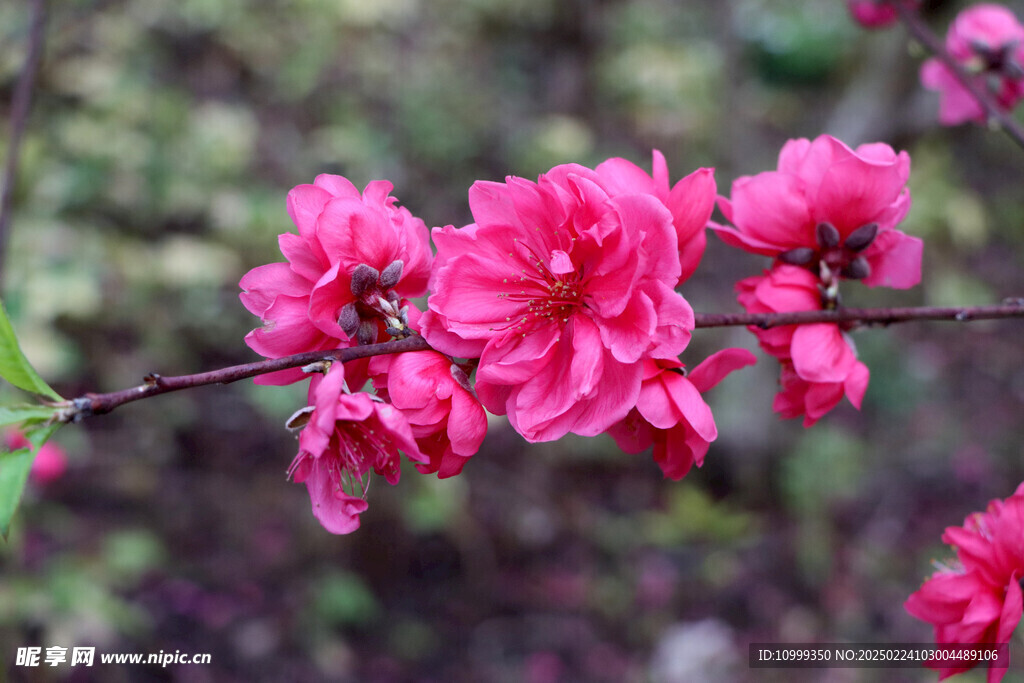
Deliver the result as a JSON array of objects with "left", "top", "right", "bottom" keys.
[
  {"left": 0, "top": 299, "right": 62, "bottom": 400},
  {"left": 0, "top": 423, "right": 60, "bottom": 538},
  {"left": 0, "top": 404, "right": 60, "bottom": 427}
]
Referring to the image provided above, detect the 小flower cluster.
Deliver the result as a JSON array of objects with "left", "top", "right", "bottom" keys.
[
  {"left": 905, "top": 482, "right": 1024, "bottom": 683},
  {"left": 713, "top": 134, "right": 920, "bottom": 426}
]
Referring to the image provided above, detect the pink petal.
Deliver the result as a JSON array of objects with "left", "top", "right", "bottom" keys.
[
  {"left": 728, "top": 172, "right": 813, "bottom": 251},
  {"left": 863, "top": 230, "right": 923, "bottom": 289},
  {"left": 791, "top": 324, "right": 856, "bottom": 383},
  {"left": 688, "top": 347, "right": 759, "bottom": 393}
]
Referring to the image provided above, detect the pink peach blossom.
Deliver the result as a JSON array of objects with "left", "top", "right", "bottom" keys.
[
  {"left": 594, "top": 150, "right": 717, "bottom": 283},
  {"left": 288, "top": 363, "right": 427, "bottom": 534},
  {"left": 921, "top": 4, "right": 1024, "bottom": 125},
  {"left": 240, "top": 175, "right": 431, "bottom": 385},
  {"left": 736, "top": 265, "right": 869, "bottom": 427},
  {"left": 5, "top": 430, "right": 67, "bottom": 485},
  {"left": 714, "top": 134, "right": 921, "bottom": 290},
  {"left": 369, "top": 349, "right": 487, "bottom": 479},
  {"left": 847, "top": 1, "right": 919, "bottom": 29},
  {"left": 420, "top": 161, "right": 696, "bottom": 442},
  {"left": 905, "top": 482, "right": 1024, "bottom": 682},
  {"left": 607, "top": 348, "right": 756, "bottom": 479}
]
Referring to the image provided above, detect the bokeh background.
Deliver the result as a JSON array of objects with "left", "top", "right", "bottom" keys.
[{"left": 2, "top": 0, "right": 1023, "bottom": 681}]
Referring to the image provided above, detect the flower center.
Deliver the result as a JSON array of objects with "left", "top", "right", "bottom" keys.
[{"left": 491, "top": 239, "right": 584, "bottom": 334}]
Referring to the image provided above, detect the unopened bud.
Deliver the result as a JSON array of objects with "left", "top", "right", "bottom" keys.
[
  {"left": 841, "top": 256, "right": 871, "bottom": 280},
  {"left": 339, "top": 303, "right": 360, "bottom": 337},
  {"left": 357, "top": 319, "right": 378, "bottom": 345},
  {"left": 351, "top": 263, "right": 380, "bottom": 297},
  {"left": 379, "top": 259, "right": 404, "bottom": 289},
  {"left": 778, "top": 247, "right": 816, "bottom": 266},
  {"left": 844, "top": 222, "right": 878, "bottom": 252},
  {"left": 815, "top": 222, "right": 840, "bottom": 248}
]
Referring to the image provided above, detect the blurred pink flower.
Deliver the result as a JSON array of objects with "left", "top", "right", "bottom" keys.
[
  {"left": 421, "top": 161, "right": 696, "bottom": 443},
  {"left": 288, "top": 363, "right": 427, "bottom": 534},
  {"left": 905, "top": 482, "right": 1024, "bottom": 683},
  {"left": 240, "top": 174, "right": 431, "bottom": 385},
  {"left": 369, "top": 349, "right": 487, "bottom": 479},
  {"left": 5, "top": 430, "right": 67, "bottom": 485},
  {"left": 736, "top": 265, "right": 869, "bottom": 427},
  {"left": 714, "top": 134, "right": 921, "bottom": 290},
  {"left": 607, "top": 348, "right": 756, "bottom": 479},
  {"left": 847, "top": 1, "right": 919, "bottom": 29},
  {"left": 593, "top": 150, "right": 717, "bottom": 283},
  {"left": 921, "top": 4, "right": 1024, "bottom": 125}
]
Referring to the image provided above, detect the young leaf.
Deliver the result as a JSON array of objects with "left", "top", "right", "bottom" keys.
[
  {"left": 0, "top": 404, "right": 59, "bottom": 427},
  {"left": 0, "top": 299, "right": 61, "bottom": 401},
  {"left": 0, "top": 423, "right": 60, "bottom": 538}
]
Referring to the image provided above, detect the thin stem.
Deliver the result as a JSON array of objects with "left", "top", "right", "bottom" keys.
[
  {"left": 693, "top": 300, "right": 1024, "bottom": 329},
  {"left": 0, "top": 0, "right": 48, "bottom": 279},
  {"left": 51, "top": 300, "right": 1024, "bottom": 422},
  {"left": 892, "top": 1, "right": 1024, "bottom": 150},
  {"left": 55, "top": 335, "right": 431, "bottom": 422}
]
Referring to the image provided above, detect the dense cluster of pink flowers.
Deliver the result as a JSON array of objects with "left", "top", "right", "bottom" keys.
[
  {"left": 905, "top": 482, "right": 1024, "bottom": 682},
  {"left": 241, "top": 151, "right": 768, "bottom": 534},
  {"left": 236, "top": 12, "right": 1024, "bottom": 674},
  {"left": 714, "top": 134, "right": 919, "bottom": 426}
]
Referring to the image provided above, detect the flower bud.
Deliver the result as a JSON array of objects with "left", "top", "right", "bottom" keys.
[
  {"left": 379, "top": 259, "right": 404, "bottom": 289},
  {"left": 844, "top": 222, "right": 878, "bottom": 252},
  {"left": 815, "top": 222, "right": 841, "bottom": 248},
  {"left": 841, "top": 256, "right": 871, "bottom": 280},
  {"left": 338, "top": 303, "right": 361, "bottom": 337},
  {"left": 778, "top": 247, "right": 816, "bottom": 266},
  {"left": 351, "top": 264, "right": 380, "bottom": 297}
]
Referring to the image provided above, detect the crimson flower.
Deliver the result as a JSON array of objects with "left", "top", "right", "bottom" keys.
[
  {"left": 240, "top": 174, "right": 432, "bottom": 385},
  {"left": 905, "top": 482, "right": 1024, "bottom": 682},
  {"left": 593, "top": 150, "right": 716, "bottom": 283},
  {"left": 713, "top": 134, "right": 921, "bottom": 291},
  {"left": 369, "top": 348, "right": 488, "bottom": 479},
  {"left": 420, "top": 160, "right": 698, "bottom": 442},
  {"left": 921, "top": 4, "right": 1024, "bottom": 126},
  {"left": 607, "top": 349, "right": 756, "bottom": 479},
  {"left": 5, "top": 430, "right": 67, "bottom": 486},
  {"left": 288, "top": 363, "right": 427, "bottom": 534},
  {"left": 736, "top": 265, "right": 869, "bottom": 427},
  {"left": 847, "top": 0, "right": 920, "bottom": 29}
]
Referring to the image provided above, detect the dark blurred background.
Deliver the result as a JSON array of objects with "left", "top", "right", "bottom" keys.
[{"left": 1, "top": 0, "right": 1023, "bottom": 681}]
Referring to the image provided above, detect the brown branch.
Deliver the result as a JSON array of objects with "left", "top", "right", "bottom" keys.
[
  {"left": 892, "top": 1, "right": 1024, "bottom": 150},
  {"left": 693, "top": 300, "right": 1024, "bottom": 329},
  {"left": 0, "top": 0, "right": 48, "bottom": 276},
  {"left": 54, "top": 335, "right": 431, "bottom": 422},
  {"left": 50, "top": 300, "right": 1024, "bottom": 422}
]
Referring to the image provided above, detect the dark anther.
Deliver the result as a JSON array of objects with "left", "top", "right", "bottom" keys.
[
  {"left": 844, "top": 222, "right": 878, "bottom": 252},
  {"left": 379, "top": 260, "right": 404, "bottom": 289},
  {"left": 778, "top": 247, "right": 816, "bottom": 266},
  {"left": 815, "top": 222, "right": 840, "bottom": 248},
  {"left": 357, "top": 319, "right": 378, "bottom": 345},
  {"left": 338, "top": 303, "right": 360, "bottom": 337},
  {"left": 385, "top": 325, "right": 405, "bottom": 338},
  {"left": 351, "top": 263, "right": 380, "bottom": 297},
  {"left": 841, "top": 256, "right": 871, "bottom": 280}
]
